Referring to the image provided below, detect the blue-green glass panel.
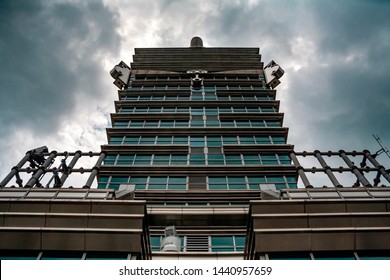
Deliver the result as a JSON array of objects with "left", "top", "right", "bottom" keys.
[
  {"left": 287, "top": 183, "right": 297, "bottom": 189},
  {"left": 275, "top": 183, "right": 287, "bottom": 190},
  {"left": 129, "top": 121, "right": 144, "bottom": 127},
  {"left": 211, "top": 236, "right": 234, "bottom": 249},
  {"left": 139, "top": 137, "right": 155, "bottom": 144},
  {"left": 111, "top": 177, "right": 129, "bottom": 183},
  {"left": 228, "top": 177, "right": 246, "bottom": 189},
  {"left": 220, "top": 121, "right": 234, "bottom": 127},
  {"left": 209, "top": 177, "right": 227, "bottom": 190},
  {"left": 157, "top": 136, "right": 173, "bottom": 144},
  {"left": 267, "top": 121, "right": 281, "bottom": 127},
  {"left": 236, "top": 121, "right": 250, "bottom": 127},
  {"left": 235, "top": 236, "right": 245, "bottom": 247},
  {"left": 114, "top": 121, "right": 128, "bottom": 128},
  {"left": 272, "top": 136, "right": 286, "bottom": 144},
  {"left": 173, "top": 136, "right": 188, "bottom": 144},
  {"left": 169, "top": 177, "right": 186, "bottom": 184},
  {"left": 190, "top": 137, "right": 205, "bottom": 147},
  {"left": 148, "top": 184, "right": 166, "bottom": 190},
  {"left": 218, "top": 107, "right": 232, "bottom": 113},
  {"left": 248, "top": 176, "right": 266, "bottom": 183},
  {"left": 149, "top": 177, "right": 167, "bottom": 184},
  {"left": 176, "top": 108, "right": 188, "bottom": 113},
  {"left": 207, "top": 154, "right": 224, "bottom": 165},
  {"left": 205, "top": 121, "right": 219, "bottom": 127},
  {"left": 261, "top": 155, "right": 278, "bottom": 164},
  {"left": 191, "top": 107, "right": 204, "bottom": 115},
  {"left": 109, "top": 137, "right": 123, "bottom": 144},
  {"left": 134, "top": 107, "right": 148, "bottom": 113},
  {"left": 278, "top": 154, "right": 291, "bottom": 164},
  {"left": 223, "top": 136, "right": 238, "bottom": 144},
  {"left": 248, "top": 184, "right": 260, "bottom": 190},
  {"left": 134, "top": 155, "right": 152, "bottom": 165},
  {"left": 160, "top": 121, "right": 175, "bottom": 127},
  {"left": 104, "top": 155, "right": 117, "bottom": 165},
  {"left": 150, "top": 236, "right": 161, "bottom": 251},
  {"left": 117, "top": 155, "right": 135, "bottom": 165},
  {"left": 191, "top": 121, "right": 204, "bottom": 127},
  {"left": 124, "top": 136, "right": 139, "bottom": 144},
  {"left": 243, "top": 155, "right": 260, "bottom": 165},
  {"left": 266, "top": 176, "right": 283, "bottom": 183},
  {"left": 229, "top": 184, "right": 246, "bottom": 190},
  {"left": 170, "top": 155, "right": 188, "bottom": 165},
  {"left": 255, "top": 136, "right": 271, "bottom": 144},
  {"left": 190, "top": 154, "right": 205, "bottom": 165},
  {"left": 207, "top": 137, "right": 222, "bottom": 147},
  {"left": 153, "top": 155, "right": 170, "bottom": 165},
  {"left": 144, "top": 121, "right": 158, "bottom": 127},
  {"left": 129, "top": 176, "right": 147, "bottom": 190},
  {"left": 250, "top": 121, "right": 264, "bottom": 127},
  {"left": 247, "top": 107, "right": 260, "bottom": 113},
  {"left": 205, "top": 108, "right": 218, "bottom": 115},
  {"left": 225, "top": 155, "right": 242, "bottom": 165},
  {"left": 162, "top": 107, "right": 175, "bottom": 112},
  {"left": 262, "top": 107, "right": 275, "bottom": 113},
  {"left": 204, "top": 94, "right": 217, "bottom": 100},
  {"left": 240, "top": 136, "right": 255, "bottom": 144},
  {"left": 285, "top": 176, "right": 296, "bottom": 183},
  {"left": 168, "top": 184, "right": 186, "bottom": 190}
]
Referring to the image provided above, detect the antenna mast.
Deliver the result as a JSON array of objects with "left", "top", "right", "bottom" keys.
[{"left": 373, "top": 134, "right": 390, "bottom": 160}]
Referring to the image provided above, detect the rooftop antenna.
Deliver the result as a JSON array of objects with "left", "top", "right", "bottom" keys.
[{"left": 373, "top": 134, "right": 390, "bottom": 160}]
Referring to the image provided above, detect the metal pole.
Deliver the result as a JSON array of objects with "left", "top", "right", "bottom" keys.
[
  {"left": 59, "top": 150, "right": 82, "bottom": 186},
  {"left": 0, "top": 152, "right": 31, "bottom": 187},
  {"left": 83, "top": 152, "right": 106, "bottom": 188},
  {"left": 290, "top": 152, "right": 313, "bottom": 188},
  {"left": 363, "top": 150, "right": 390, "bottom": 184},
  {"left": 25, "top": 151, "right": 57, "bottom": 188},
  {"left": 314, "top": 150, "right": 342, "bottom": 187},
  {"left": 339, "top": 150, "right": 371, "bottom": 187}
]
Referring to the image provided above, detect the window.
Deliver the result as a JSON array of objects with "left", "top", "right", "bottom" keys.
[
  {"left": 109, "top": 136, "right": 123, "bottom": 144},
  {"left": 190, "top": 137, "right": 205, "bottom": 147},
  {"left": 157, "top": 136, "right": 173, "bottom": 144},
  {"left": 207, "top": 154, "right": 224, "bottom": 165}
]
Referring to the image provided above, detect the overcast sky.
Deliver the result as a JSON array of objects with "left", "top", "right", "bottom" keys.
[{"left": 1, "top": 0, "right": 390, "bottom": 186}]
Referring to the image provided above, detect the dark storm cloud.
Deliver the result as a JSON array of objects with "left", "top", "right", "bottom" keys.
[
  {"left": 0, "top": 0, "right": 121, "bottom": 136},
  {"left": 285, "top": 1, "right": 390, "bottom": 153}
]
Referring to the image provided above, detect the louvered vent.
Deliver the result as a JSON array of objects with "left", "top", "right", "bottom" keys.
[
  {"left": 208, "top": 147, "right": 222, "bottom": 154},
  {"left": 188, "top": 176, "right": 207, "bottom": 190},
  {"left": 185, "top": 236, "right": 210, "bottom": 252},
  {"left": 190, "top": 147, "right": 205, "bottom": 154}
]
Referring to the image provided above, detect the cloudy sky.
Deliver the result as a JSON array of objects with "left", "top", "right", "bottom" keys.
[{"left": 1, "top": 0, "right": 390, "bottom": 186}]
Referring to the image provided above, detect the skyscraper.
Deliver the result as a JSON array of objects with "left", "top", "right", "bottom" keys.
[{"left": 1, "top": 37, "right": 390, "bottom": 260}]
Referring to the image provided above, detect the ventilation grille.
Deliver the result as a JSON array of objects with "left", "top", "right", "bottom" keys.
[
  {"left": 185, "top": 236, "right": 210, "bottom": 252},
  {"left": 188, "top": 176, "right": 207, "bottom": 190}
]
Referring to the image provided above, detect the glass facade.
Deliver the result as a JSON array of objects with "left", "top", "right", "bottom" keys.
[{"left": 97, "top": 41, "right": 297, "bottom": 257}]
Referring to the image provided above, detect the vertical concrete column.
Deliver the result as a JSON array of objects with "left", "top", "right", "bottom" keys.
[
  {"left": 59, "top": 150, "right": 82, "bottom": 186},
  {"left": 83, "top": 152, "right": 106, "bottom": 188},
  {"left": 339, "top": 150, "right": 371, "bottom": 187},
  {"left": 314, "top": 150, "right": 342, "bottom": 187},
  {"left": 363, "top": 150, "right": 390, "bottom": 184},
  {"left": 290, "top": 152, "right": 313, "bottom": 188},
  {"left": 0, "top": 152, "right": 31, "bottom": 187},
  {"left": 25, "top": 151, "right": 57, "bottom": 188}
]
